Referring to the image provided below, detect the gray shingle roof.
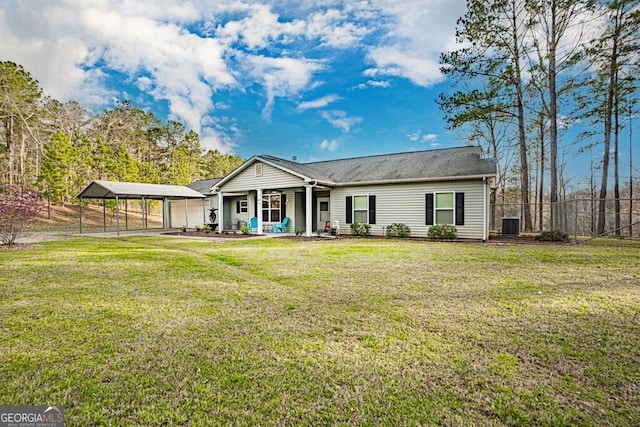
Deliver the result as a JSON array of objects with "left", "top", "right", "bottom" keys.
[
  {"left": 263, "top": 146, "right": 496, "bottom": 185},
  {"left": 187, "top": 178, "right": 222, "bottom": 195}
]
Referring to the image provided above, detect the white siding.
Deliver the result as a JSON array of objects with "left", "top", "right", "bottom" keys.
[
  {"left": 294, "top": 192, "right": 305, "bottom": 234},
  {"left": 220, "top": 161, "right": 305, "bottom": 192},
  {"left": 169, "top": 198, "right": 210, "bottom": 228},
  {"left": 331, "top": 180, "right": 488, "bottom": 239}
]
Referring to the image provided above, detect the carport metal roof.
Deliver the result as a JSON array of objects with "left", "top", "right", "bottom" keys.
[
  {"left": 76, "top": 180, "right": 206, "bottom": 236},
  {"left": 77, "top": 180, "right": 206, "bottom": 200}
]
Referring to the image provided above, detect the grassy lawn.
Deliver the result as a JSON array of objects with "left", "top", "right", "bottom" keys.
[{"left": 1, "top": 237, "right": 639, "bottom": 426}]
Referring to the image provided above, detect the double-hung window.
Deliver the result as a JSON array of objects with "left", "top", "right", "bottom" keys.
[
  {"left": 426, "top": 192, "right": 464, "bottom": 226},
  {"left": 353, "top": 195, "right": 368, "bottom": 223},
  {"left": 435, "top": 192, "right": 454, "bottom": 224},
  {"left": 345, "top": 195, "right": 376, "bottom": 224},
  {"left": 262, "top": 194, "right": 281, "bottom": 222}
]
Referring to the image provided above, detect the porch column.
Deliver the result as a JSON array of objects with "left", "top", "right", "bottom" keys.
[
  {"left": 305, "top": 185, "right": 313, "bottom": 237},
  {"left": 218, "top": 193, "right": 224, "bottom": 233},
  {"left": 257, "top": 189, "right": 263, "bottom": 234},
  {"left": 184, "top": 198, "right": 189, "bottom": 229}
]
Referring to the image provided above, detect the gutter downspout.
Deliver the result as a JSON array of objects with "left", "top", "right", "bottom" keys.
[{"left": 483, "top": 177, "right": 488, "bottom": 241}]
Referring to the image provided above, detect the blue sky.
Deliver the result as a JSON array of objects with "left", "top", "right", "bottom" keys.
[
  {"left": 0, "top": 0, "right": 637, "bottom": 187},
  {"left": 0, "top": 0, "right": 466, "bottom": 159}
]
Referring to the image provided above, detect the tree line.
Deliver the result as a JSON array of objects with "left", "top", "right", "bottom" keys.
[
  {"left": 0, "top": 61, "right": 243, "bottom": 205},
  {"left": 439, "top": 0, "right": 639, "bottom": 234}
]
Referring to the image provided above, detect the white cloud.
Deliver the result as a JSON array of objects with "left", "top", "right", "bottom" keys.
[
  {"left": 297, "top": 94, "right": 341, "bottom": 111},
  {"left": 321, "top": 110, "right": 362, "bottom": 133},
  {"left": 365, "top": 46, "right": 444, "bottom": 87},
  {"left": 352, "top": 80, "right": 391, "bottom": 90},
  {"left": 215, "top": 3, "right": 306, "bottom": 49},
  {"left": 320, "top": 139, "right": 339, "bottom": 152},
  {"left": 242, "top": 54, "right": 323, "bottom": 121},
  {"left": 0, "top": 0, "right": 467, "bottom": 153},
  {"left": 408, "top": 130, "right": 438, "bottom": 143},
  {"left": 363, "top": 0, "right": 466, "bottom": 87},
  {"left": 367, "top": 80, "right": 391, "bottom": 88},
  {"left": 305, "top": 9, "right": 370, "bottom": 48}
]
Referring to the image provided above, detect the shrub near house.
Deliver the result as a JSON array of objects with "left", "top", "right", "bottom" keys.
[{"left": 0, "top": 186, "right": 42, "bottom": 245}]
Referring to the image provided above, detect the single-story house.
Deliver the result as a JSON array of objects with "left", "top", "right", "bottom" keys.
[{"left": 209, "top": 146, "right": 496, "bottom": 239}]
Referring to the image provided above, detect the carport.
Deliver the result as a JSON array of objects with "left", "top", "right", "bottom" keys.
[{"left": 76, "top": 180, "right": 206, "bottom": 236}]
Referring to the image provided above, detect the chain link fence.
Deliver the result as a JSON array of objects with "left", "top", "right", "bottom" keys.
[{"left": 492, "top": 198, "right": 640, "bottom": 240}]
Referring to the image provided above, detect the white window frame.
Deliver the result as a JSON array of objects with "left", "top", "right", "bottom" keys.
[
  {"left": 434, "top": 191, "right": 455, "bottom": 225},
  {"left": 255, "top": 163, "right": 263, "bottom": 177},
  {"left": 262, "top": 193, "right": 281, "bottom": 223},
  {"left": 239, "top": 200, "right": 248, "bottom": 213},
  {"left": 352, "top": 194, "right": 369, "bottom": 224}
]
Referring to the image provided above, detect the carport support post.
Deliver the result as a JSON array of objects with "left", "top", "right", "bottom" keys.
[
  {"left": 305, "top": 185, "right": 312, "bottom": 237},
  {"left": 79, "top": 198, "right": 83, "bottom": 234},
  {"left": 116, "top": 195, "right": 120, "bottom": 237},
  {"left": 142, "top": 197, "right": 146, "bottom": 234},
  {"left": 103, "top": 199, "right": 106, "bottom": 232},
  {"left": 163, "top": 197, "right": 168, "bottom": 230}
]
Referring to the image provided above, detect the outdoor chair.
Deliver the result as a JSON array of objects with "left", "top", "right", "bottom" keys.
[
  {"left": 273, "top": 216, "right": 289, "bottom": 233},
  {"left": 248, "top": 217, "right": 258, "bottom": 233}
]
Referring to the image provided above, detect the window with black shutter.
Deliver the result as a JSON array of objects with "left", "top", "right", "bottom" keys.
[
  {"left": 426, "top": 192, "right": 465, "bottom": 225},
  {"left": 455, "top": 192, "right": 464, "bottom": 226},
  {"left": 368, "top": 195, "right": 376, "bottom": 225},
  {"left": 346, "top": 196, "right": 353, "bottom": 224},
  {"left": 425, "top": 193, "right": 434, "bottom": 225}
]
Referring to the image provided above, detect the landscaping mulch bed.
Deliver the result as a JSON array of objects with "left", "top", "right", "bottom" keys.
[
  {"left": 163, "top": 231, "right": 258, "bottom": 238},
  {"left": 165, "top": 232, "right": 573, "bottom": 245}
]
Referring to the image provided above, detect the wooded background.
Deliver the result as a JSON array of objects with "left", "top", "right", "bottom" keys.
[
  {"left": 1, "top": 0, "right": 639, "bottom": 235},
  {"left": 0, "top": 61, "right": 243, "bottom": 206}
]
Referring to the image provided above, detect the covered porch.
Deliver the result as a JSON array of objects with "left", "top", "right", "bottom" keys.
[{"left": 215, "top": 186, "right": 332, "bottom": 236}]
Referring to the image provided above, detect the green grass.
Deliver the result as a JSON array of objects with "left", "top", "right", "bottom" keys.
[{"left": 1, "top": 237, "right": 639, "bottom": 426}]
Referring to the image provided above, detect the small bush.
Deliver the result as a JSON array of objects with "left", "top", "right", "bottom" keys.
[
  {"left": 240, "top": 225, "right": 250, "bottom": 235},
  {"left": 386, "top": 223, "right": 411, "bottom": 238},
  {"left": 428, "top": 224, "right": 458, "bottom": 240},
  {"left": 535, "top": 230, "right": 569, "bottom": 241},
  {"left": 316, "top": 229, "right": 324, "bottom": 237},
  {"left": 203, "top": 224, "right": 212, "bottom": 233},
  {"left": 0, "top": 186, "right": 43, "bottom": 245},
  {"left": 295, "top": 229, "right": 304, "bottom": 236},
  {"left": 350, "top": 222, "right": 371, "bottom": 237}
]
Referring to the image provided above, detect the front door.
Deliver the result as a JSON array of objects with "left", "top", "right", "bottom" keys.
[{"left": 317, "top": 197, "right": 330, "bottom": 231}]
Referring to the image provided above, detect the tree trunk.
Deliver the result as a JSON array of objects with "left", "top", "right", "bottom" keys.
[
  {"left": 548, "top": 0, "right": 559, "bottom": 231},
  {"left": 5, "top": 115, "right": 14, "bottom": 186},
  {"left": 538, "top": 113, "right": 545, "bottom": 232},
  {"left": 597, "top": 12, "right": 619, "bottom": 236},
  {"left": 614, "top": 69, "right": 620, "bottom": 235},
  {"left": 511, "top": 0, "right": 532, "bottom": 232}
]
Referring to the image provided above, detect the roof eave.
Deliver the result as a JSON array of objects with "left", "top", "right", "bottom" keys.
[
  {"left": 213, "top": 156, "right": 324, "bottom": 191},
  {"left": 333, "top": 173, "right": 497, "bottom": 187}
]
